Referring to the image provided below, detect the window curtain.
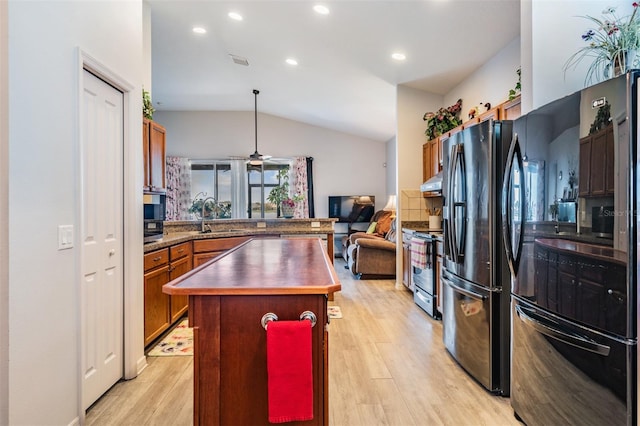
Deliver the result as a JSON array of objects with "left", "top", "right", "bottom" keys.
[
  {"left": 165, "top": 156, "right": 191, "bottom": 221},
  {"left": 293, "top": 156, "right": 313, "bottom": 218},
  {"left": 230, "top": 159, "right": 249, "bottom": 219}
]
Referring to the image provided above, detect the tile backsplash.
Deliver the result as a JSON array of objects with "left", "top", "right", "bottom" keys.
[{"left": 400, "top": 189, "right": 443, "bottom": 221}]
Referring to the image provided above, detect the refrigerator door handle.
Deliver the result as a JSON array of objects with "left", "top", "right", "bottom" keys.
[
  {"left": 515, "top": 304, "right": 611, "bottom": 356},
  {"left": 501, "top": 133, "right": 525, "bottom": 277},
  {"left": 442, "top": 275, "right": 487, "bottom": 301},
  {"left": 447, "top": 143, "right": 467, "bottom": 263}
]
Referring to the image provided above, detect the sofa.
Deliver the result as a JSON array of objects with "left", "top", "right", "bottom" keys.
[
  {"left": 340, "top": 209, "right": 393, "bottom": 260},
  {"left": 345, "top": 218, "right": 397, "bottom": 279}
]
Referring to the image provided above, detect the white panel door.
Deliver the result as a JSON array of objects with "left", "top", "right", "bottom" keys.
[{"left": 81, "top": 70, "right": 124, "bottom": 409}]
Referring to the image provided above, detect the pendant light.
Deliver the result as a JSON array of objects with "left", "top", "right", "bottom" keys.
[{"left": 248, "top": 89, "right": 271, "bottom": 165}]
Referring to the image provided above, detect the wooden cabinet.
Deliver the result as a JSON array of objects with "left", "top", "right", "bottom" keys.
[
  {"left": 193, "top": 237, "right": 250, "bottom": 267},
  {"left": 534, "top": 242, "right": 626, "bottom": 336},
  {"left": 499, "top": 96, "right": 521, "bottom": 120},
  {"left": 579, "top": 124, "right": 614, "bottom": 197},
  {"left": 169, "top": 242, "right": 192, "bottom": 323},
  {"left": 143, "top": 118, "right": 166, "bottom": 192},
  {"left": 422, "top": 142, "right": 432, "bottom": 183},
  {"left": 144, "top": 242, "right": 193, "bottom": 347},
  {"left": 477, "top": 106, "right": 501, "bottom": 123},
  {"left": 144, "top": 248, "right": 170, "bottom": 346}
]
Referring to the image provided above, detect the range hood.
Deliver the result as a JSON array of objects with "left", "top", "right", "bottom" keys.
[{"left": 420, "top": 171, "right": 443, "bottom": 193}]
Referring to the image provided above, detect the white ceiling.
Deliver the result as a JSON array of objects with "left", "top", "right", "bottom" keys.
[{"left": 149, "top": 0, "right": 520, "bottom": 142}]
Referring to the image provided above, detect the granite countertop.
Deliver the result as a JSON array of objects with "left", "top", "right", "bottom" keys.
[
  {"left": 534, "top": 238, "right": 626, "bottom": 266},
  {"left": 145, "top": 218, "right": 336, "bottom": 253}
]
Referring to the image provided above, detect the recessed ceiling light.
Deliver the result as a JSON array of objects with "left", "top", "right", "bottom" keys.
[
  {"left": 192, "top": 27, "right": 207, "bottom": 34},
  {"left": 228, "top": 11, "right": 243, "bottom": 21},
  {"left": 391, "top": 52, "right": 406, "bottom": 61},
  {"left": 313, "top": 5, "right": 330, "bottom": 15},
  {"left": 285, "top": 58, "right": 298, "bottom": 66}
]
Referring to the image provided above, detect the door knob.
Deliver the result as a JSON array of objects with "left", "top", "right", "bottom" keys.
[{"left": 109, "top": 249, "right": 116, "bottom": 256}]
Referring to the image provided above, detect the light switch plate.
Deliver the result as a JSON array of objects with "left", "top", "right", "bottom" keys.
[
  {"left": 311, "top": 221, "right": 320, "bottom": 228},
  {"left": 58, "top": 225, "right": 74, "bottom": 250},
  {"left": 257, "top": 222, "right": 266, "bottom": 228}
]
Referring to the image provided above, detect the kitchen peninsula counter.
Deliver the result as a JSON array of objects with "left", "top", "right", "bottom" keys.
[
  {"left": 145, "top": 218, "right": 337, "bottom": 256},
  {"left": 163, "top": 238, "right": 340, "bottom": 425}
]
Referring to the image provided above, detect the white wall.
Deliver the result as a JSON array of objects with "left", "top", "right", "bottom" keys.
[
  {"left": 385, "top": 136, "right": 396, "bottom": 197},
  {"left": 523, "top": 0, "right": 634, "bottom": 112},
  {"left": 0, "top": 1, "right": 8, "bottom": 424},
  {"left": 7, "top": 1, "right": 143, "bottom": 424},
  {"left": 155, "top": 110, "right": 389, "bottom": 215},
  {"left": 444, "top": 37, "right": 521, "bottom": 124}
]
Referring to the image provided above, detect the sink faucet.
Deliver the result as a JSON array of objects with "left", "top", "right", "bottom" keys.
[{"left": 201, "top": 196, "right": 217, "bottom": 233}]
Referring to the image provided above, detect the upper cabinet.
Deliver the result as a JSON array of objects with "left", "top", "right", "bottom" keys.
[
  {"left": 143, "top": 118, "right": 166, "bottom": 192},
  {"left": 499, "top": 96, "right": 521, "bottom": 121},
  {"left": 579, "top": 123, "right": 614, "bottom": 198}
]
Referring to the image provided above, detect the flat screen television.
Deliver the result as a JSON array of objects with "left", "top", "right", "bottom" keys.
[{"left": 328, "top": 195, "right": 375, "bottom": 223}]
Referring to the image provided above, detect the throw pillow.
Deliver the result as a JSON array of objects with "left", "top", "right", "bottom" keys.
[{"left": 366, "top": 221, "right": 377, "bottom": 234}]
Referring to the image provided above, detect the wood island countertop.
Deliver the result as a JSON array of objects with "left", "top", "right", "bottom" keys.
[
  {"left": 163, "top": 237, "right": 341, "bottom": 296},
  {"left": 534, "top": 237, "right": 627, "bottom": 266}
]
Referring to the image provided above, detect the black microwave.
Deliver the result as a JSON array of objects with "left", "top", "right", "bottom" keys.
[{"left": 144, "top": 192, "right": 165, "bottom": 243}]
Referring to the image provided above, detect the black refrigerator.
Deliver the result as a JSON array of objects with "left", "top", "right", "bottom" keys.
[
  {"left": 503, "top": 72, "right": 637, "bottom": 425},
  {"left": 441, "top": 119, "right": 512, "bottom": 395}
]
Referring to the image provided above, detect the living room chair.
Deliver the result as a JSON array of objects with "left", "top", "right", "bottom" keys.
[{"left": 345, "top": 218, "right": 397, "bottom": 279}]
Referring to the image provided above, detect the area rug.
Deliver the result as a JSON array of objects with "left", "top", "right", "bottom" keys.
[
  {"left": 147, "top": 318, "right": 193, "bottom": 356},
  {"left": 328, "top": 306, "right": 343, "bottom": 319}
]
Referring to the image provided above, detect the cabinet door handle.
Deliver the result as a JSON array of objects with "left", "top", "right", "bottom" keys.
[
  {"left": 177, "top": 249, "right": 184, "bottom": 254},
  {"left": 153, "top": 256, "right": 162, "bottom": 262}
]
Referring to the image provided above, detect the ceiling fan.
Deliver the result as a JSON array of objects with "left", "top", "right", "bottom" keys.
[{"left": 248, "top": 89, "right": 271, "bottom": 165}]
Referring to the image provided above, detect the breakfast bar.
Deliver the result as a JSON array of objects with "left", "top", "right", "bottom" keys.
[{"left": 163, "top": 237, "right": 341, "bottom": 426}]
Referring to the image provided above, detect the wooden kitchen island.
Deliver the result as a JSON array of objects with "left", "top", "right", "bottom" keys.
[{"left": 163, "top": 237, "right": 341, "bottom": 426}]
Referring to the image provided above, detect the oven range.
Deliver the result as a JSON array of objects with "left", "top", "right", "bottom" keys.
[{"left": 411, "top": 231, "right": 440, "bottom": 319}]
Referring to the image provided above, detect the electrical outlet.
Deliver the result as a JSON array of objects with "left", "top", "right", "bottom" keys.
[
  {"left": 58, "top": 225, "right": 74, "bottom": 250},
  {"left": 311, "top": 221, "right": 320, "bottom": 228},
  {"left": 257, "top": 222, "right": 267, "bottom": 228}
]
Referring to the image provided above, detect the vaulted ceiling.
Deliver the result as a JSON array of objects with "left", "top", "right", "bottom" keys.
[{"left": 149, "top": 0, "right": 520, "bottom": 142}]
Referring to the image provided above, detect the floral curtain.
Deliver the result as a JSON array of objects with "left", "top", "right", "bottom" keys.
[
  {"left": 292, "top": 156, "right": 309, "bottom": 218},
  {"left": 165, "top": 156, "right": 191, "bottom": 221}
]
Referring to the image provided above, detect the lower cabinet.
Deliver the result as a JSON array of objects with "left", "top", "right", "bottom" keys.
[
  {"left": 193, "top": 237, "right": 250, "bottom": 267},
  {"left": 169, "top": 242, "right": 192, "bottom": 323},
  {"left": 144, "top": 241, "right": 193, "bottom": 347},
  {"left": 534, "top": 242, "right": 626, "bottom": 336},
  {"left": 144, "top": 248, "right": 171, "bottom": 347}
]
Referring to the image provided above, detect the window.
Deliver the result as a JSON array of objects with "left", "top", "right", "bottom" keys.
[
  {"left": 190, "top": 162, "right": 232, "bottom": 218},
  {"left": 247, "top": 163, "right": 289, "bottom": 218}
]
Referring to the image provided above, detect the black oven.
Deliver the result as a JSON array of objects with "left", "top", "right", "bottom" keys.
[
  {"left": 144, "top": 191, "right": 165, "bottom": 243},
  {"left": 412, "top": 233, "right": 440, "bottom": 319}
]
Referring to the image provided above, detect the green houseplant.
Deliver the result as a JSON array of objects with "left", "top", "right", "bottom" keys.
[
  {"left": 423, "top": 99, "right": 463, "bottom": 140},
  {"left": 143, "top": 88, "right": 155, "bottom": 119},
  {"left": 266, "top": 168, "right": 304, "bottom": 218},
  {"left": 564, "top": 3, "right": 640, "bottom": 84}
]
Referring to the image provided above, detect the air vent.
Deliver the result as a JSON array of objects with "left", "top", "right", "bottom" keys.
[{"left": 229, "top": 54, "right": 249, "bottom": 66}]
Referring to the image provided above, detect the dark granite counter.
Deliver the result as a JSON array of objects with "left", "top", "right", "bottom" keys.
[
  {"left": 145, "top": 218, "right": 337, "bottom": 253},
  {"left": 534, "top": 237, "right": 626, "bottom": 266}
]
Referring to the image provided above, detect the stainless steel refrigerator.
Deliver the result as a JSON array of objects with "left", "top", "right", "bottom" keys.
[
  {"left": 503, "top": 72, "right": 637, "bottom": 425},
  {"left": 441, "top": 119, "right": 512, "bottom": 395}
]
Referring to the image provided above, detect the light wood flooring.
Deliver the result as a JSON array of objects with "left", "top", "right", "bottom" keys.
[{"left": 86, "top": 258, "right": 520, "bottom": 425}]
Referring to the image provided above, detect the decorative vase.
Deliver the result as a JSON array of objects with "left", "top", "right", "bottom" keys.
[
  {"left": 610, "top": 49, "right": 637, "bottom": 77},
  {"left": 280, "top": 203, "right": 294, "bottom": 218}
]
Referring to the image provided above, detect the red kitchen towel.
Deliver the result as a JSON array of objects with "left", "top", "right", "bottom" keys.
[
  {"left": 410, "top": 238, "right": 427, "bottom": 269},
  {"left": 266, "top": 319, "right": 314, "bottom": 423}
]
